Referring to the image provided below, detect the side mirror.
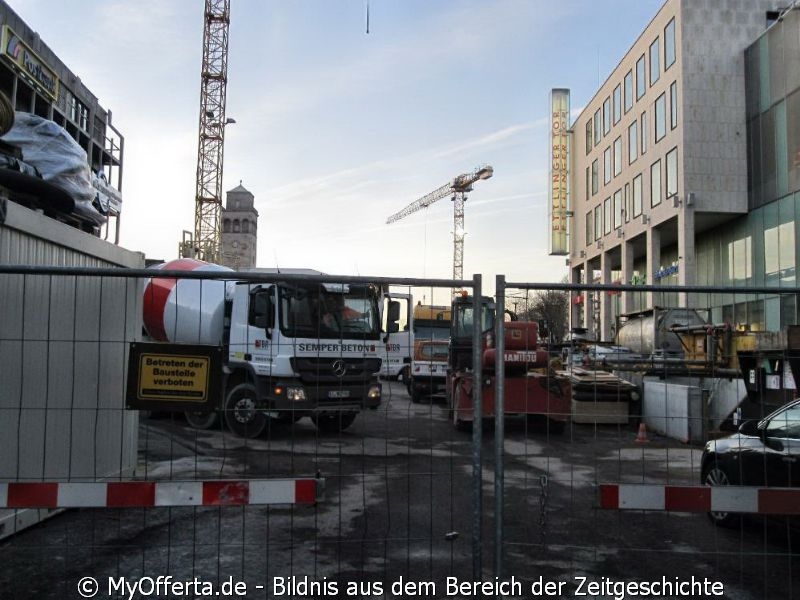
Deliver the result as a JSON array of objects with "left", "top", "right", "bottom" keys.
[
  {"left": 737, "top": 419, "right": 759, "bottom": 436},
  {"left": 249, "top": 288, "right": 274, "bottom": 336},
  {"left": 387, "top": 300, "right": 401, "bottom": 325}
]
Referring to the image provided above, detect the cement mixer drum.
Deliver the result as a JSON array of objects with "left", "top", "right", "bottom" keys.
[{"left": 142, "top": 258, "right": 235, "bottom": 345}]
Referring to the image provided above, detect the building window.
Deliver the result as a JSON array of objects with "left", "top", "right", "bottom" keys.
[
  {"left": 603, "top": 97, "right": 611, "bottom": 135},
  {"left": 666, "top": 147, "right": 678, "bottom": 198},
  {"left": 624, "top": 70, "right": 633, "bottom": 113},
  {"left": 624, "top": 182, "right": 631, "bottom": 222},
  {"left": 764, "top": 221, "right": 795, "bottom": 286},
  {"left": 651, "top": 160, "right": 662, "bottom": 207},
  {"left": 592, "top": 159, "right": 598, "bottom": 195},
  {"left": 604, "top": 197, "right": 612, "bottom": 234},
  {"left": 594, "top": 109, "right": 601, "bottom": 146},
  {"left": 636, "top": 55, "right": 646, "bottom": 100},
  {"left": 242, "top": 220, "right": 249, "bottom": 233},
  {"left": 613, "top": 189, "right": 623, "bottom": 229},
  {"left": 585, "top": 166, "right": 590, "bottom": 201},
  {"left": 223, "top": 219, "right": 231, "bottom": 233},
  {"left": 641, "top": 111, "right": 648, "bottom": 155},
  {"left": 628, "top": 121, "right": 638, "bottom": 164},
  {"left": 585, "top": 120, "right": 592, "bottom": 155},
  {"left": 586, "top": 211, "right": 593, "bottom": 245},
  {"left": 613, "top": 84, "right": 622, "bottom": 124},
  {"left": 613, "top": 136, "right": 622, "bottom": 177},
  {"left": 233, "top": 219, "right": 241, "bottom": 232},
  {"left": 633, "top": 174, "right": 642, "bottom": 217},
  {"left": 649, "top": 38, "right": 661, "bottom": 86},
  {"left": 670, "top": 81, "right": 678, "bottom": 129},
  {"left": 604, "top": 147, "right": 612, "bottom": 184},
  {"left": 655, "top": 92, "right": 666, "bottom": 142},
  {"left": 594, "top": 206, "right": 602, "bottom": 241},
  {"left": 665, "top": 18, "right": 676, "bottom": 70}
]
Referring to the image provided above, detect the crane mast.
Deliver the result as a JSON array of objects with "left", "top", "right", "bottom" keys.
[
  {"left": 386, "top": 165, "right": 493, "bottom": 280},
  {"left": 185, "top": 0, "right": 231, "bottom": 264}
]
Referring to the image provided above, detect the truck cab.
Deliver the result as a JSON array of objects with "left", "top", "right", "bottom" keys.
[{"left": 224, "top": 280, "right": 389, "bottom": 437}]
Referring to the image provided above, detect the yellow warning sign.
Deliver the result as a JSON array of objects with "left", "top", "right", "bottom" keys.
[{"left": 138, "top": 354, "right": 210, "bottom": 402}]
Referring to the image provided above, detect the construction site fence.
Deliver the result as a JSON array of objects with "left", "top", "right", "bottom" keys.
[{"left": 0, "top": 263, "right": 798, "bottom": 599}]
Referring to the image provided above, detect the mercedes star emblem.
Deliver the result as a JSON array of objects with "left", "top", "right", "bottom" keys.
[{"left": 332, "top": 359, "right": 347, "bottom": 377}]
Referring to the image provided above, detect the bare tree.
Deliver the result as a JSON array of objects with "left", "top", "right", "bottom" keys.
[{"left": 520, "top": 288, "right": 569, "bottom": 343}]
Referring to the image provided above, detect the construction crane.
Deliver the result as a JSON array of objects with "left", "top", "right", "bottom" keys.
[
  {"left": 386, "top": 165, "right": 493, "bottom": 280},
  {"left": 180, "top": 0, "right": 232, "bottom": 263}
]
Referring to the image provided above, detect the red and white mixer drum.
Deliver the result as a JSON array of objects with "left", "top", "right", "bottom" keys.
[{"left": 142, "top": 258, "right": 234, "bottom": 345}]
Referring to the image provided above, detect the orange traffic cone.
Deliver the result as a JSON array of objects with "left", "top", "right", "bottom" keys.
[{"left": 635, "top": 422, "right": 649, "bottom": 443}]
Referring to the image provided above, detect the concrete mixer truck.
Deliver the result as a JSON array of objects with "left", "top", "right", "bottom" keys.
[{"left": 141, "top": 259, "right": 397, "bottom": 438}]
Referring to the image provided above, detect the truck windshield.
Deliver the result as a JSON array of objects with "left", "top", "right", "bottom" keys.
[{"left": 279, "top": 285, "right": 380, "bottom": 340}]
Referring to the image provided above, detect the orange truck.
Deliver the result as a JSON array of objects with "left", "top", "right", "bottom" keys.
[{"left": 407, "top": 303, "right": 451, "bottom": 402}]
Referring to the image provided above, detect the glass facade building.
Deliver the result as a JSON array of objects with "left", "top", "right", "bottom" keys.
[{"left": 689, "top": 9, "right": 800, "bottom": 331}]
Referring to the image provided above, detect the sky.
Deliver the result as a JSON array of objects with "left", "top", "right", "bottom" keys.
[{"left": 10, "top": 0, "right": 665, "bottom": 295}]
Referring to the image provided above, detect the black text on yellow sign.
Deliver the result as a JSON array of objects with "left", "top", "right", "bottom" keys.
[
  {"left": 126, "top": 343, "right": 223, "bottom": 412},
  {"left": 138, "top": 354, "right": 210, "bottom": 402}
]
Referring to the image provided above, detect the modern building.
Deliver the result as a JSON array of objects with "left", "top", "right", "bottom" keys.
[
  {"left": 0, "top": 0, "right": 123, "bottom": 240},
  {"left": 563, "top": 0, "right": 796, "bottom": 341},
  {"left": 221, "top": 182, "right": 258, "bottom": 269}
]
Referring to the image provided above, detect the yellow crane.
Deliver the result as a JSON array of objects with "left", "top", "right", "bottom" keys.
[
  {"left": 180, "top": 0, "right": 233, "bottom": 263},
  {"left": 386, "top": 165, "right": 493, "bottom": 280}
]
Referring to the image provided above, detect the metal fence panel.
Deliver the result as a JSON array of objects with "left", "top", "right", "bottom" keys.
[
  {"left": 0, "top": 266, "right": 485, "bottom": 599},
  {"left": 495, "top": 278, "right": 800, "bottom": 600}
]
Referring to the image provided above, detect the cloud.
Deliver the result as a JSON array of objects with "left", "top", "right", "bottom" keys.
[{"left": 431, "top": 120, "right": 548, "bottom": 160}]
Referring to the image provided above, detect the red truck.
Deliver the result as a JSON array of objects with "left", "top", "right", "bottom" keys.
[{"left": 447, "top": 294, "right": 572, "bottom": 432}]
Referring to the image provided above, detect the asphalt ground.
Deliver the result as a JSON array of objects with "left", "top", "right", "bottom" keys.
[{"left": 0, "top": 380, "right": 797, "bottom": 599}]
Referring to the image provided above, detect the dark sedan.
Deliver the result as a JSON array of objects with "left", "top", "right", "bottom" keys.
[{"left": 701, "top": 399, "right": 800, "bottom": 526}]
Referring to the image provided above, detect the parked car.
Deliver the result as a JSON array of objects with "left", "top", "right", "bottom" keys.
[{"left": 701, "top": 398, "right": 800, "bottom": 526}]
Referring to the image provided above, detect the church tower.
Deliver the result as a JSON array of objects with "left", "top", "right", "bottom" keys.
[{"left": 220, "top": 182, "right": 258, "bottom": 269}]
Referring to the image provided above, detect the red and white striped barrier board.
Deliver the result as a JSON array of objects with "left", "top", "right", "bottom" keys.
[
  {"left": 599, "top": 484, "right": 800, "bottom": 515},
  {"left": 0, "top": 479, "right": 320, "bottom": 509}
]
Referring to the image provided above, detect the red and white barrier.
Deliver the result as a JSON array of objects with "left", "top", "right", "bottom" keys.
[
  {"left": 0, "top": 479, "right": 319, "bottom": 508},
  {"left": 599, "top": 484, "right": 800, "bottom": 515}
]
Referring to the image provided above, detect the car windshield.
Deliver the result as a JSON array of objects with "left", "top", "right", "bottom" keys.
[
  {"left": 279, "top": 284, "right": 380, "bottom": 340},
  {"left": 763, "top": 404, "right": 800, "bottom": 439}
]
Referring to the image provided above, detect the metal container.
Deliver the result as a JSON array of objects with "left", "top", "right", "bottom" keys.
[{"left": 616, "top": 308, "right": 705, "bottom": 356}]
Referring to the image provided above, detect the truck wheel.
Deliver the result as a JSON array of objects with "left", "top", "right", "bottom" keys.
[
  {"left": 224, "top": 383, "right": 267, "bottom": 439},
  {"left": 411, "top": 387, "right": 424, "bottom": 404},
  {"left": 452, "top": 407, "right": 471, "bottom": 432},
  {"left": 312, "top": 411, "right": 357, "bottom": 433},
  {"left": 184, "top": 410, "right": 219, "bottom": 430}
]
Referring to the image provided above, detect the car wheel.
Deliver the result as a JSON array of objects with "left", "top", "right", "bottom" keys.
[
  {"left": 224, "top": 383, "right": 267, "bottom": 439},
  {"left": 312, "top": 411, "right": 357, "bottom": 433},
  {"left": 703, "top": 463, "right": 740, "bottom": 528}
]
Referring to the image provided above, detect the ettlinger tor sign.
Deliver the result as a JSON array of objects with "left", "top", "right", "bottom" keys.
[{"left": 126, "top": 342, "right": 222, "bottom": 411}]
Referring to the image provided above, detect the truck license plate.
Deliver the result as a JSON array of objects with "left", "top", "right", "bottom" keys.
[{"left": 328, "top": 390, "right": 350, "bottom": 398}]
